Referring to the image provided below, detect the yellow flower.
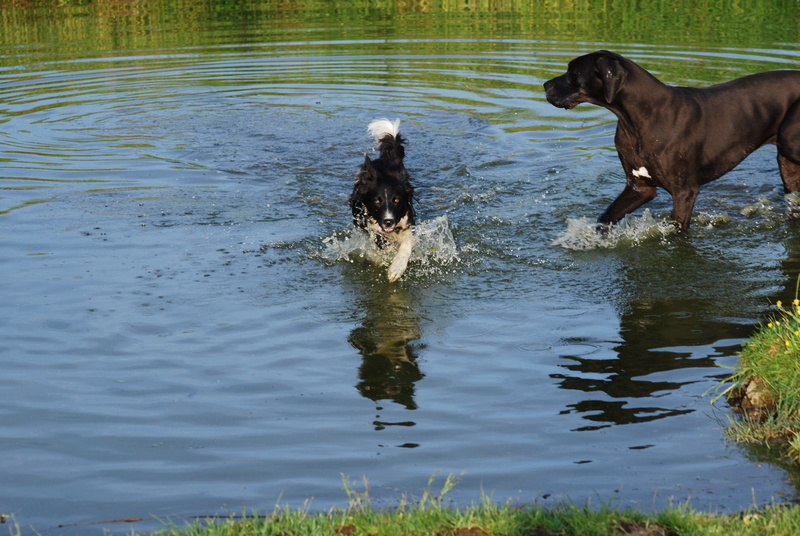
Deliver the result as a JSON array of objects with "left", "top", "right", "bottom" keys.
[
  {"left": 794, "top": 299, "right": 800, "bottom": 307},
  {"left": 777, "top": 300, "right": 783, "bottom": 308},
  {"left": 768, "top": 322, "right": 774, "bottom": 328}
]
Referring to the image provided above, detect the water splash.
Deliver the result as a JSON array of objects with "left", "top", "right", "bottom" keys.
[
  {"left": 321, "top": 215, "right": 460, "bottom": 276},
  {"left": 692, "top": 211, "right": 732, "bottom": 227},
  {"left": 552, "top": 209, "right": 679, "bottom": 250},
  {"left": 785, "top": 192, "right": 800, "bottom": 218},
  {"left": 740, "top": 196, "right": 774, "bottom": 218}
]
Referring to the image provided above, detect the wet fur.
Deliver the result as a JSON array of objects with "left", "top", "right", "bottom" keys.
[{"left": 350, "top": 119, "right": 416, "bottom": 282}]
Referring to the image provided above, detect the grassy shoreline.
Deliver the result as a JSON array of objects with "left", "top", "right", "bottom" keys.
[
  {"left": 148, "top": 502, "right": 800, "bottom": 536},
  {"left": 722, "top": 296, "right": 800, "bottom": 463},
  {"left": 13, "top": 475, "right": 800, "bottom": 536},
  {"left": 10, "top": 501, "right": 800, "bottom": 536}
]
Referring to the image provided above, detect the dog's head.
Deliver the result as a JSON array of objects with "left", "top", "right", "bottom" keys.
[
  {"left": 544, "top": 50, "right": 628, "bottom": 110},
  {"left": 351, "top": 155, "right": 414, "bottom": 234}
]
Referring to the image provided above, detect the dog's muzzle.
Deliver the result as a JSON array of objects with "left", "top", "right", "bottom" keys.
[
  {"left": 544, "top": 78, "right": 578, "bottom": 109},
  {"left": 381, "top": 219, "right": 396, "bottom": 233}
]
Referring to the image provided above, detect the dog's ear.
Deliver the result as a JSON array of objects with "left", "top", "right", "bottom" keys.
[
  {"left": 597, "top": 55, "right": 627, "bottom": 104},
  {"left": 403, "top": 171, "right": 414, "bottom": 197},
  {"left": 360, "top": 155, "right": 376, "bottom": 181}
]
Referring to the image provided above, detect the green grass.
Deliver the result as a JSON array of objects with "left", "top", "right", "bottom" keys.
[
  {"left": 147, "top": 502, "right": 800, "bottom": 536},
  {"left": 10, "top": 500, "right": 800, "bottom": 536},
  {"left": 100, "top": 495, "right": 800, "bottom": 536},
  {"left": 720, "top": 295, "right": 800, "bottom": 461},
  {"left": 7, "top": 474, "right": 796, "bottom": 536}
]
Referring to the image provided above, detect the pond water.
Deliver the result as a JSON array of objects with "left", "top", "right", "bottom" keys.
[{"left": 3, "top": 2, "right": 800, "bottom": 534}]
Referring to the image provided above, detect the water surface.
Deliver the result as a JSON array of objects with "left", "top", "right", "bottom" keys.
[{"left": 3, "top": 2, "right": 800, "bottom": 534}]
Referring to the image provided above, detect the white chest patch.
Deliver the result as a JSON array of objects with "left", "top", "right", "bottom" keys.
[
  {"left": 632, "top": 166, "right": 651, "bottom": 179},
  {"left": 363, "top": 214, "right": 415, "bottom": 282}
]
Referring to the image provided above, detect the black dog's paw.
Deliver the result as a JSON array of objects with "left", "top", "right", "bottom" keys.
[
  {"left": 595, "top": 222, "right": 612, "bottom": 237},
  {"left": 785, "top": 193, "right": 800, "bottom": 220}
]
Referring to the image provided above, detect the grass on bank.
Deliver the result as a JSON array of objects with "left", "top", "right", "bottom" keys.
[
  {"left": 152, "top": 502, "right": 800, "bottom": 536},
  {"left": 722, "top": 296, "right": 800, "bottom": 461},
  {"left": 7, "top": 474, "right": 793, "bottom": 536}
]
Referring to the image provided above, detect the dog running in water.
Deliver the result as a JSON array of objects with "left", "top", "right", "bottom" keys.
[{"left": 350, "top": 119, "right": 416, "bottom": 282}]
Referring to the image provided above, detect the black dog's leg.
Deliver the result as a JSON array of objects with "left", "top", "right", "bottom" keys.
[
  {"left": 779, "top": 153, "right": 800, "bottom": 219},
  {"left": 597, "top": 182, "right": 657, "bottom": 230},
  {"left": 779, "top": 152, "right": 800, "bottom": 192},
  {"left": 777, "top": 103, "right": 800, "bottom": 218},
  {"left": 670, "top": 187, "right": 699, "bottom": 231}
]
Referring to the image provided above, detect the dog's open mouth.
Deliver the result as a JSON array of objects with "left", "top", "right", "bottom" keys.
[{"left": 381, "top": 224, "right": 396, "bottom": 233}]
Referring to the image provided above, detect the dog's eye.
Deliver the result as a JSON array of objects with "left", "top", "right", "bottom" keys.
[
  {"left": 373, "top": 198, "right": 382, "bottom": 205},
  {"left": 393, "top": 197, "right": 400, "bottom": 204}
]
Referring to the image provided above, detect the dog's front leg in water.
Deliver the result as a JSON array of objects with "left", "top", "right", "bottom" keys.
[{"left": 387, "top": 232, "right": 414, "bottom": 282}]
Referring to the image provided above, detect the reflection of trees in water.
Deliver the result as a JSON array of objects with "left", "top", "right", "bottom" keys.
[{"left": 553, "top": 297, "right": 753, "bottom": 430}]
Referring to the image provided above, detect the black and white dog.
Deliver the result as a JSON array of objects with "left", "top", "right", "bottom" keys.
[{"left": 350, "top": 119, "right": 416, "bottom": 282}]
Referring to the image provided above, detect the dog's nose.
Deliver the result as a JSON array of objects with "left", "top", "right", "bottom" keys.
[{"left": 382, "top": 218, "right": 395, "bottom": 228}]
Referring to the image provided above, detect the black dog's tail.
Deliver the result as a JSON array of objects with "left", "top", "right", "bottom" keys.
[{"left": 367, "top": 118, "right": 405, "bottom": 161}]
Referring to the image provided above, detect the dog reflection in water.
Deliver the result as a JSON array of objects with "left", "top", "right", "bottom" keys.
[
  {"left": 348, "top": 290, "right": 424, "bottom": 416},
  {"left": 350, "top": 118, "right": 416, "bottom": 282}
]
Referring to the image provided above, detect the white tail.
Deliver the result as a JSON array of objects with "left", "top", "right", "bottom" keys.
[{"left": 367, "top": 118, "right": 401, "bottom": 142}]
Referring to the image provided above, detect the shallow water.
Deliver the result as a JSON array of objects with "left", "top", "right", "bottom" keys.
[{"left": 3, "top": 2, "right": 800, "bottom": 534}]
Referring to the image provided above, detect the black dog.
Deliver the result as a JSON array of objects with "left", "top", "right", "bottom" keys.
[
  {"left": 544, "top": 50, "right": 800, "bottom": 231},
  {"left": 350, "top": 119, "right": 415, "bottom": 282}
]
